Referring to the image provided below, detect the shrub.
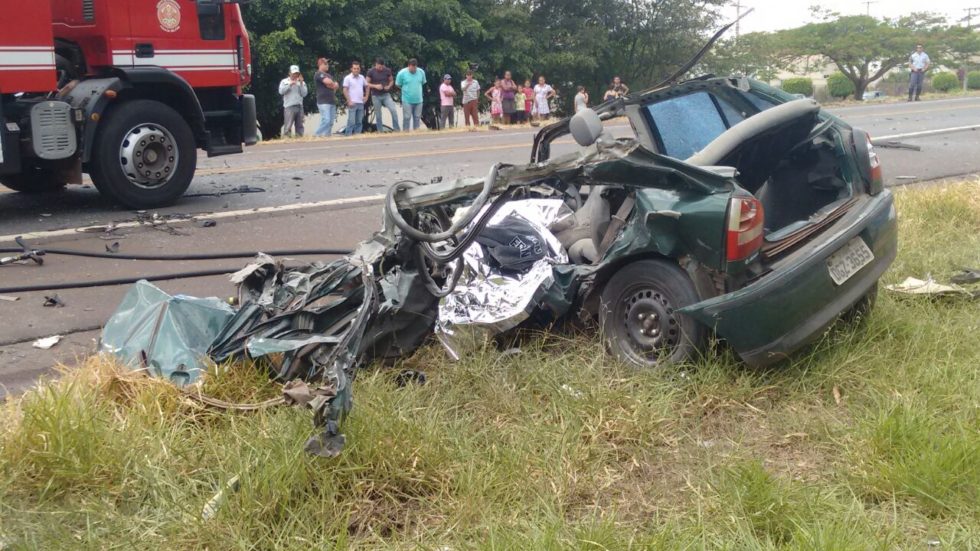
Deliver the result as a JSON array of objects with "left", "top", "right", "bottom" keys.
[
  {"left": 966, "top": 71, "right": 980, "bottom": 90},
  {"left": 826, "top": 72, "right": 855, "bottom": 99},
  {"left": 931, "top": 72, "right": 959, "bottom": 93},
  {"left": 781, "top": 77, "right": 813, "bottom": 96}
]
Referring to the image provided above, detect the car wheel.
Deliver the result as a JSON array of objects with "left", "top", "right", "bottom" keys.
[
  {"left": 89, "top": 99, "right": 196, "bottom": 208},
  {"left": 599, "top": 259, "right": 706, "bottom": 368},
  {"left": 0, "top": 165, "right": 68, "bottom": 193}
]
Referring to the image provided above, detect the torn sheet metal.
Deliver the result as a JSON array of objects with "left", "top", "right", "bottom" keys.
[
  {"left": 100, "top": 280, "right": 235, "bottom": 384},
  {"left": 436, "top": 199, "right": 571, "bottom": 358}
]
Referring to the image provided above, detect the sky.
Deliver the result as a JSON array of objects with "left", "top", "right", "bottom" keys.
[{"left": 720, "top": 0, "right": 978, "bottom": 34}]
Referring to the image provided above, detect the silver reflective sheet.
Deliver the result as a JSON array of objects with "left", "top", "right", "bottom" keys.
[{"left": 436, "top": 199, "right": 570, "bottom": 358}]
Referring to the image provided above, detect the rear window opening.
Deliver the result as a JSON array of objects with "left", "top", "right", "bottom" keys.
[{"left": 644, "top": 92, "right": 857, "bottom": 256}]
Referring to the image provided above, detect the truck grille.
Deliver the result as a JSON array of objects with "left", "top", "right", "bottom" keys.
[
  {"left": 83, "top": 0, "right": 95, "bottom": 21},
  {"left": 31, "top": 101, "right": 77, "bottom": 160}
]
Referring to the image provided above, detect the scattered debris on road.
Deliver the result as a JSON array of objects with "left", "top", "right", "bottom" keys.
[
  {"left": 32, "top": 335, "right": 62, "bottom": 350},
  {"left": 872, "top": 140, "right": 921, "bottom": 151},
  {"left": 0, "top": 295, "right": 19, "bottom": 302},
  {"left": 105, "top": 242, "right": 120, "bottom": 253},
  {"left": 42, "top": 294, "right": 65, "bottom": 307}
]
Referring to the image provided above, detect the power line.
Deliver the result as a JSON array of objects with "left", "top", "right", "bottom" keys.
[{"left": 861, "top": 0, "right": 878, "bottom": 16}]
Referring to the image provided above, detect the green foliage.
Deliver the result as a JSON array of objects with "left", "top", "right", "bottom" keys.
[
  {"left": 931, "top": 71, "right": 959, "bottom": 92},
  {"left": 826, "top": 72, "right": 855, "bottom": 98},
  {"left": 968, "top": 71, "right": 980, "bottom": 90},
  {"left": 780, "top": 77, "right": 813, "bottom": 96},
  {"left": 777, "top": 13, "right": 954, "bottom": 99},
  {"left": 704, "top": 32, "right": 786, "bottom": 82},
  {"left": 241, "top": 0, "right": 725, "bottom": 136}
]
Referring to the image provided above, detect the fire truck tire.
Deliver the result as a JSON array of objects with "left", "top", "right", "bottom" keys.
[
  {"left": 0, "top": 166, "right": 68, "bottom": 193},
  {"left": 89, "top": 99, "right": 196, "bottom": 208}
]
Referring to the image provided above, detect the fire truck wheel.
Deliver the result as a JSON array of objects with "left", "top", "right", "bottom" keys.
[
  {"left": 0, "top": 166, "right": 68, "bottom": 193},
  {"left": 89, "top": 99, "right": 196, "bottom": 208}
]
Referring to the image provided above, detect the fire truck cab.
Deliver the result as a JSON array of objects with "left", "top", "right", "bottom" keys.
[{"left": 0, "top": 0, "right": 257, "bottom": 208}]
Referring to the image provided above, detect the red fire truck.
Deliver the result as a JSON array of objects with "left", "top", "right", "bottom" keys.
[{"left": 0, "top": 0, "right": 257, "bottom": 208}]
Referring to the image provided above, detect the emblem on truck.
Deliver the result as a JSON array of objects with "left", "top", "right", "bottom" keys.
[{"left": 157, "top": 0, "right": 181, "bottom": 32}]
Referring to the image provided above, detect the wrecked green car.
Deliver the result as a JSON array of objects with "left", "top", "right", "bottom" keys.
[
  {"left": 527, "top": 76, "right": 897, "bottom": 366},
  {"left": 103, "top": 76, "right": 897, "bottom": 454}
]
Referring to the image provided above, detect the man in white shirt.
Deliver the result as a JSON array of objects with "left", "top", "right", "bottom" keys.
[
  {"left": 908, "top": 44, "right": 930, "bottom": 102},
  {"left": 278, "top": 64, "right": 308, "bottom": 137},
  {"left": 343, "top": 61, "right": 368, "bottom": 136}
]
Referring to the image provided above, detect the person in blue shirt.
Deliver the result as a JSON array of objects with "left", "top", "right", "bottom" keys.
[{"left": 395, "top": 58, "right": 427, "bottom": 131}]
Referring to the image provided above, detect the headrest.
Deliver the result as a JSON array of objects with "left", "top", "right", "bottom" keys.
[{"left": 569, "top": 108, "right": 603, "bottom": 147}]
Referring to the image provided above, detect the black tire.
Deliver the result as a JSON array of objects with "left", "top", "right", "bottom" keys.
[
  {"left": 599, "top": 259, "right": 707, "bottom": 368},
  {"left": 0, "top": 165, "right": 68, "bottom": 193},
  {"left": 89, "top": 99, "right": 196, "bottom": 208}
]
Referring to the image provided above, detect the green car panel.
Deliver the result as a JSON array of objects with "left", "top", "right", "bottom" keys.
[{"left": 678, "top": 191, "right": 897, "bottom": 365}]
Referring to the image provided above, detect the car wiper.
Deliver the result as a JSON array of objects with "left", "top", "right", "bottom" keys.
[{"left": 649, "top": 8, "right": 755, "bottom": 90}]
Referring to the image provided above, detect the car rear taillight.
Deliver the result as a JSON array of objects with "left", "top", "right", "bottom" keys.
[
  {"left": 865, "top": 136, "right": 882, "bottom": 186},
  {"left": 726, "top": 196, "right": 764, "bottom": 262},
  {"left": 853, "top": 128, "right": 883, "bottom": 194}
]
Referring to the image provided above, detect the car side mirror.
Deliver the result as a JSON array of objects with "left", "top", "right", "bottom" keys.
[{"left": 569, "top": 108, "right": 603, "bottom": 147}]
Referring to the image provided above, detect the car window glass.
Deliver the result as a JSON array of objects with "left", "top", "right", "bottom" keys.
[
  {"left": 745, "top": 91, "right": 777, "bottom": 112},
  {"left": 716, "top": 97, "right": 745, "bottom": 127},
  {"left": 645, "top": 91, "right": 727, "bottom": 159}
]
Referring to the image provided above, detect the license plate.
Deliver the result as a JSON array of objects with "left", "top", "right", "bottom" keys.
[{"left": 827, "top": 237, "right": 874, "bottom": 285}]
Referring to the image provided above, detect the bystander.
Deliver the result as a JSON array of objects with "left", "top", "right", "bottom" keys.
[
  {"left": 908, "top": 44, "right": 930, "bottom": 102},
  {"left": 396, "top": 59, "right": 427, "bottom": 131},
  {"left": 313, "top": 58, "right": 338, "bottom": 137},
  {"left": 461, "top": 70, "right": 481, "bottom": 129},
  {"left": 279, "top": 64, "right": 308, "bottom": 137},
  {"left": 439, "top": 74, "right": 457, "bottom": 129},
  {"left": 366, "top": 57, "right": 400, "bottom": 132},
  {"left": 343, "top": 61, "right": 367, "bottom": 136}
]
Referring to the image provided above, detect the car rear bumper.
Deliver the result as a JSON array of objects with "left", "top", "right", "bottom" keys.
[{"left": 680, "top": 190, "right": 897, "bottom": 366}]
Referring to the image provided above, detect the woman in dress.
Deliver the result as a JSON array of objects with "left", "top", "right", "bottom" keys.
[
  {"left": 533, "top": 75, "right": 555, "bottom": 122},
  {"left": 574, "top": 85, "right": 589, "bottom": 112},
  {"left": 484, "top": 78, "right": 503, "bottom": 125}
]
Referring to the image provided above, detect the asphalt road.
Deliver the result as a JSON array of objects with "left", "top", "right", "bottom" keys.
[
  {"left": 1, "top": 95, "right": 979, "bottom": 238},
  {"left": 1, "top": 95, "right": 979, "bottom": 396}
]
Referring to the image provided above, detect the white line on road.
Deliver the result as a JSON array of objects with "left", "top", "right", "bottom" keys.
[
  {"left": 0, "top": 194, "right": 385, "bottom": 244},
  {"left": 873, "top": 124, "right": 980, "bottom": 141}
]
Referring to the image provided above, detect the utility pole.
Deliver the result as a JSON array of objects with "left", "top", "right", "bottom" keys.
[
  {"left": 861, "top": 0, "right": 877, "bottom": 16},
  {"left": 734, "top": 0, "right": 742, "bottom": 42},
  {"left": 964, "top": 7, "right": 980, "bottom": 30}
]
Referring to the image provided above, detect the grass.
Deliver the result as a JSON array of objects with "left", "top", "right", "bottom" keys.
[{"left": 1, "top": 180, "right": 979, "bottom": 549}]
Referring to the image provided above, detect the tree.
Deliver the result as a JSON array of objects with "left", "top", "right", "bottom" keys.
[
  {"left": 241, "top": 0, "right": 729, "bottom": 136},
  {"left": 778, "top": 13, "right": 946, "bottom": 100},
  {"left": 703, "top": 32, "right": 786, "bottom": 82},
  {"left": 243, "top": 0, "right": 488, "bottom": 136}
]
